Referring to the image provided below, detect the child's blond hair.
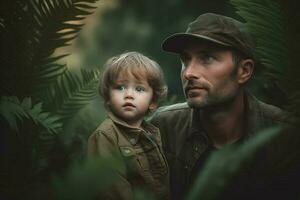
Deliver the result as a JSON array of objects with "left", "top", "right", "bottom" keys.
[{"left": 99, "top": 51, "right": 167, "bottom": 105}]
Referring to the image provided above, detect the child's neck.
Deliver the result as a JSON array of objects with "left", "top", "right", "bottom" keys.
[{"left": 126, "top": 118, "right": 143, "bottom": 128}]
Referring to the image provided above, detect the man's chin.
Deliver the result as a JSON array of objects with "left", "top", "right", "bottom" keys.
[{"left": 186, "top": 98, "right": 207, "bottom": 108}]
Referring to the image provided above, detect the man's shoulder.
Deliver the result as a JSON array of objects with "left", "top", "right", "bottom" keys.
[
  {"left": 152, "top": 102, "right": 192, "bottom": 118},
  {"left": 156, "top": 102, "right": 190, "bottom": 113},
  {"left": 255, "top": 98, "right": 294, "bottom": 125},
  {"left": 149, "top": 102, "right": 192, "bottom": 123}
]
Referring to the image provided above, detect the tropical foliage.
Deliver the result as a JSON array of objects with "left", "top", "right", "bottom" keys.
[
  {"left": 1, "top": 0, "right": 299, "bottom": 199},
  {"left": 0, "top": 0, "right": 101, "bottom": 199}
]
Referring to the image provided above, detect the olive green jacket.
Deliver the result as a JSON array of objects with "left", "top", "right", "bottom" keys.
[
  {"left": 149, "top": 93, "right": 293, "bottom": 199},
  {"left": 87, "top": 112, "right": 170, "bottom": 200}
]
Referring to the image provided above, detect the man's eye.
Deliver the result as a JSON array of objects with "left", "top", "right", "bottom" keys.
[
  {"left": 203, "top": 54, "right": 215, "bottom": 63},
  {"left": 136, "top": 86, "right": 145, "bottom": 92}
]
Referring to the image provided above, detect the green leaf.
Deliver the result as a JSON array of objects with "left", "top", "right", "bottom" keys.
[
  {"left": 52, "top": 157, "right": 125, "bottom": 200},
  {"left": 0, "top": 0, "right": 99, "bottom": 96},
  {"left": 0, "top": 96, "right": 61, "bottom": 134},
  {"left": 36, "top": 68, "right": 100, "bottom": 123},
  {"left": 0, "top": 96, "right": 29, "bottom": 131},
  {"left": 21, "top": 97, "right": 32, "bottom": 111},
  {"left": 230, "top": 0, "right": 287, "bottom": 76}
]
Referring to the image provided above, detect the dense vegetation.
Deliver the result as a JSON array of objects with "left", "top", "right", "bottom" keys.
[{"left": 1, "top": 0, "right": 299, "bottom": 199}]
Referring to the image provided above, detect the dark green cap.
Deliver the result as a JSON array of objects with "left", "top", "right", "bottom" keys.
[{"left": 162, "top": 13, "right": 255, "bottom": 59}]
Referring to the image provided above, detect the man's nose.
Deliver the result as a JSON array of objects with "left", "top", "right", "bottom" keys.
[{"left": 182, "top": 60, "right": 200, "bottom": 80}]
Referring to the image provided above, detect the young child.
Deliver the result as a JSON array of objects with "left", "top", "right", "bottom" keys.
[{"left": 87, "top": 52, "right": 169, "bottom": 199}]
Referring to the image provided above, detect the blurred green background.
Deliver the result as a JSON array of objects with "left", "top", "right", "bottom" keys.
[{"left": 73, "top": 0, "right": 238, "bottom": 101}]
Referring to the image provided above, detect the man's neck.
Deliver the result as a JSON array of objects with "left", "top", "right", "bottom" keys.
[{"left": 200, "top": 91, "right": 245, "bottom": 148}]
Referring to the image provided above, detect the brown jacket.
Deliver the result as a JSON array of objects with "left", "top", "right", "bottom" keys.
[
  {"left": 87, "top": 112, "right": 170, "bottom": 200},
  {"left": 149, "top": 92, "right": 295, "bottom": 199}
]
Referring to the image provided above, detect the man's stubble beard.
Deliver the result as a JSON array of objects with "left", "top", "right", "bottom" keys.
[
  {"left": 186, "top": 88, "right": 239, "bottom": 110},
  {"left": 184, "top": 76, "right": 240, "bottom": 110}
]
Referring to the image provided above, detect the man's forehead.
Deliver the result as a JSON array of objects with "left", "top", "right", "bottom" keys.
[{"left": 180, "top": 42, "right": 229, "bottom": 54}]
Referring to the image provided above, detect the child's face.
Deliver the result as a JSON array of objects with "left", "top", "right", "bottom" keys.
[{"left": 107, "top": 74, "right": 155, "bottom": 127}]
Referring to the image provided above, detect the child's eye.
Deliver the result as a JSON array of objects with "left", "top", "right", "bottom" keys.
[
  {"left": 116, "top": 85, "right": 126, "bottom": 91},
  {"left": 136, "top": 86, "right": 145, "bottom": 92}
]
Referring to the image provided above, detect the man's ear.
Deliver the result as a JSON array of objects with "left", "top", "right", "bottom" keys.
[{"left": 237, "top": 59, "right": 254, "bottom": 84}]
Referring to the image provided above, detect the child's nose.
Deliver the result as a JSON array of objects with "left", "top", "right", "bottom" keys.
[{"left": 124, "top": 88, "right": 134, "bottom": 99}]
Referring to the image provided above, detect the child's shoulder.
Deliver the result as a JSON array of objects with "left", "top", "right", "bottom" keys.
[
  {"left": 90, "top": 117, "right": 130, "bottom": 146},
  {"left": 93, "top": 118, "right": 116, "bottom": 137}
]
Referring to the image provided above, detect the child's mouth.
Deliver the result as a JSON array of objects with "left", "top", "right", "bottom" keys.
[{"left": 123, "top": 102, "right": 135, "bottom": 108}]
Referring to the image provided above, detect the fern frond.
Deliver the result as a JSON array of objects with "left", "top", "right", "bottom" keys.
[
  {"left": 29, "top": 0, "right": 99, "bottom": 93},
  {"left": 24, "top": 99, "right": 62, "bottom": 134},
  {"left": 230, "top": 0, "right": 300, "bottom": 117},
  {"left": 39, "top": 68, "right": 100, "bottom": 121},
  {"left": 0, "top": 96, "right": 62, "bottom": 133},
  {"left": 0, "top": 96, "right": 29, "bottom": 131},
  {"left": 29, "top": 0, "right": 99, "bottom": 59},
  {"left": 56, "top": 69, "right": 100, "bottom": 121},
  {"left": 34, "top": 63, "right": 68, "bottom": 90},
  {"left": 230, "top": 0, "right": 287, "bottom": 80},
  {"left": 0, "top": 0, "right": 99, "bottom": 97}
]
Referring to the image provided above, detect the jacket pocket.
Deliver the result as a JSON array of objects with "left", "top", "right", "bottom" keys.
[
  {"left": 133, "top": 146, "right": 151, "bottom": 172},
  {"left": 142, "top": 145, "right": 168, "bottom": 176},
  {"left": 119, "top": 146, "right": 149, "bottom": 174}
]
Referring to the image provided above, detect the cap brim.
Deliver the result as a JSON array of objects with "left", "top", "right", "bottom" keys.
[{"left": 162, "top": 33, "right": 231, "bottom": 53}]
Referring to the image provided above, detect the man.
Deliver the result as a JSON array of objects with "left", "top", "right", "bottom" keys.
[{"left": 150, "top": 13, "right": 295, "bottom": 199}]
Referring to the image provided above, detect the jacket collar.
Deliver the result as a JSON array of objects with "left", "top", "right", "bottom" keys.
[
  {"left": 243, "top": 92, "right": 266, "bottom": 138},
  {"left": 188, "top": 109, "right": 208, "bottom": 137},
  {"left": 108, "top": 112, "right": 160, "bottom": 142},
  {"left": 188, "top": 92, "right": 266, "bottom": 142}
]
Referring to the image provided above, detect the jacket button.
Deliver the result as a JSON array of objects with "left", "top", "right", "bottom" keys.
[
  {"left": 124, "top": 149, "right": 131, "bottom": 154},
  {"left": 129, "top": 138, "right": 137, "bottom": 145},
  {"left": 193, "top": 145, "right": 199, "bottom": 152}
]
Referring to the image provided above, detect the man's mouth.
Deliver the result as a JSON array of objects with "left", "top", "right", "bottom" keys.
[
  {"left": 186, "top": 86, "right": 206, "bottom": 90},
  {"left": 186, "top": 86, "right": 206, "bottom": 92},
  {"left": 185, "top": 86, "right": 207, "bottom": 97}
]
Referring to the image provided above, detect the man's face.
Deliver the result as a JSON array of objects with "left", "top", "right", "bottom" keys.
[{"left": 180, "top": 43, "right": 240, "bottom": 109}]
